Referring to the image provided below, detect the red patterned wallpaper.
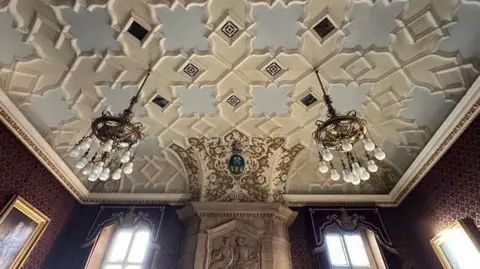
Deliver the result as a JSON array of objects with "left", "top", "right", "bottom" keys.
[
  {"left": 0, "top": 122, "right": 77, "bottom": 269},
  {"left": 382, "top": 116, "right": 480, "bottom": 268}
]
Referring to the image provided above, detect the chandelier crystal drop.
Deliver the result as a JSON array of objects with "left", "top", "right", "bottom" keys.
[
  {"left": 68, "top": 71, "right": 151, "bottom": 182},
  {"left": 312, "top": 70, "right": 386, "bottom": 184}
]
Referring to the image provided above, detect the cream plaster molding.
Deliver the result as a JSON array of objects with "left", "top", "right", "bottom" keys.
[
  {"left": 2, "top": 0, "right": 479, "bottom": 205},
  {"left": 389, "top": 76, "right": 480, "bottom": 205},
  {"left": 0, "top": 89, "right": 88, "bottom": 202},
  {"left": 83, "top": 192, "right": 190, "bottom": 204},
  {"left": 1, "top": 74, "right": 479, "bottom": 205},
  {"left": 286, "top": 76, "right": 480, "bottom": 207},
  {"left": 283, "top": 194, "right": 391, "bottom": 206}
]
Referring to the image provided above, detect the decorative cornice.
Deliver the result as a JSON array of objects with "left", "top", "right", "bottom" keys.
[
  {"left": 285, "top": 200, "right": 381, "bottom": 207},
  {"left": 177, "top": 202, "right": 298, "bottom": 224},
  {"left": 283, "top": 194, "right": 392, "bottom": 206},
  {"left": 392, "top": 99, "right": 480, "bottom": 204},
  {"left": 0, "top": 107, "right": 86, "bottom": 202},
  {"left": 82, "top": 193, "right": 190, "bottom": 205}
]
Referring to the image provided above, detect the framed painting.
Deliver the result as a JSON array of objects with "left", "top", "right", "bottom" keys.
[
  {"left": 0, "top": 196, "right": 50, "bottom": 269},
  {"left": 430, "top": 219, "right": 480, "bottom": 269}
]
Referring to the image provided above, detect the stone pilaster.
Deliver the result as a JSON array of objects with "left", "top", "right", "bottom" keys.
[{"left": 177, "top": 202, "right": 297, "bottom": 269}]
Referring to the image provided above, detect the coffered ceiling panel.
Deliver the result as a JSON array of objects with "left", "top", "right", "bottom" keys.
[{"left": 0, "top": 0, "right": 479, "bottom": 203}]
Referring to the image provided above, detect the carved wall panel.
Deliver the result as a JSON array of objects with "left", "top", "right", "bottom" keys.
[
  {"left": 177, "top": 202, "right": 297, "bottom": 269},
  {"left": 206, "top": 220, "right": 261, "bottom": 269}
]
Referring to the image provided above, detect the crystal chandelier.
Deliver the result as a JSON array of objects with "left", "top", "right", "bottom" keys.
[
  {"left": 68, "top": 71, "right": 150, "bottom": 182},
  {"left": 312, "top": 70, "right": 386, "bottom": 185}
]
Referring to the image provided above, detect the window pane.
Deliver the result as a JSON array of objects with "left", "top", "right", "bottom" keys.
[
  {"left": 108, "top": 230, "right": 134, "bottom": 262},
  {"left": 127, "top": 230, "right": 151, "bottom": 262},
  {"left": 125, "top": 266, "right": 142, "bottom": 269},
  {"left": 344, "top": 234, "right": 370, "bottom": 267},
  {"left": 442, "top": 226, "right": 480, "bottom": 269},
  {"left": 103, "top": 265, "right": 122, "bottom": 269},
  {"left": 326, "top": 234, "right": 348, "bottom": 266}
]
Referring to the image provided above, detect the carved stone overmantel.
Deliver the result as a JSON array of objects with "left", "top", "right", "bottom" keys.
[{"left": 177, "top": 202, "right": 297, "bottom": 269}]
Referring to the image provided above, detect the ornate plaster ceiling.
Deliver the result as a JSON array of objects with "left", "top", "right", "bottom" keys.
[{"left": 0, "top": 0, "right": 479, "bottom": 204}]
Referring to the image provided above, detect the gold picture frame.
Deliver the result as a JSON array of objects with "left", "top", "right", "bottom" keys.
[
  {"left": 0, "top": 195, "right": 50, "bottom": 269},
  {"left": 430, "top": 219, "right": 480, "bottom": 269}
]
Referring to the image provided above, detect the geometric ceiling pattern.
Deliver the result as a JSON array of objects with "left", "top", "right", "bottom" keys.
[{"left": 0, "top": 0, "right": 479, "bottom": 203}]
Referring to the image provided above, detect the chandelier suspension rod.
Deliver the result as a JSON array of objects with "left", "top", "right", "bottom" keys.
[
  {"left": 314, "top": 70, "right": 337, "bottom": 118},
  {"left": 126, "top": 70, "right": 152, "bottom": 112}
]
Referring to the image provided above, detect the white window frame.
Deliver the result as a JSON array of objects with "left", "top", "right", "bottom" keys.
[
  {"left": 325, "top": 229, "right": 386, "bottom": 269},
  {"left": 101, "top": 226, "right": 151, "bottom": 269}
]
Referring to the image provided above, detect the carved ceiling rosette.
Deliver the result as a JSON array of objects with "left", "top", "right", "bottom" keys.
[{"left": 171, "top": 130, "right": 304, "bottom": 202}]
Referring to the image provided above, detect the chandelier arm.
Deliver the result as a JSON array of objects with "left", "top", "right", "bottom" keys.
[
  {"left": 317, "top": 148, "right": 323, "bottom": 162},
  {"left": 363, "top": 147, "right": 372, "bottom": 160},
  {"left": 314, "top": 70, "right": 337, "bottom": 117},
  {"left": 346, "top": 152, "right": 355, "bottom": 166},
  {"left": 364, "top": 123, "right": 380, "bottom": 149},
  {"left": 352, "top": 148, "right": 361, "bottom": 163},
  {"left": 340, "top": 153, "right": 348, "bottom": 170},
  {"left": 126, "top": 70, "right": 152, "bottom": 113}
]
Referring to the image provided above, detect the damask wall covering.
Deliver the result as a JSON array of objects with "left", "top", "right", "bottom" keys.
[
  {"left": 289, "top": 209, "right": 314, "bottom": 269},
  {"left": 43, "top": 204, "right": 184, "bottom": 269},
  {"left": 382, "top": 116, "right": 480, "bottom": 269},
  {"left": 0, "top": 121, "right": 77, "bottom": 269}
]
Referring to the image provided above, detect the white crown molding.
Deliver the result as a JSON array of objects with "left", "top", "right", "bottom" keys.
[
  {"left": 84, "top": 192, "right": 190, "bottom": 204},
  {"left": 1, "top": 75, "right": 479, "bottom": 205},
  {"left": 283, "top": 194, "right": 393, "bottom": 206},
  {"left": 178, "top": 202, "right": 297, "bottom": 224},
  {"left": 389, "top": 76, "right": 480, "bottom": 205},
  {"left": 0, "top": 89, "right": 88, "bottom": 202}
]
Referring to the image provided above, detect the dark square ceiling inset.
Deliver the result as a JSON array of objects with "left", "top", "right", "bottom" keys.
[
  {"left": 314, "top": 17, "right": 335, "bottom": 38},
  {"left": 128, "top": 21, "right": 149, "bottom": 41},
  {"left": 265, "top": 62, "right": 282, "bottom": 76},
  {"left": 221, "top": 21, "right": 239, "bottom": 38},
  {"left": 300, "top": 93, "right": 318, "bottom": 107},
  {"left": 226, "top": 94, "right": 241, "bottom": 107},
  {"left": 152, "top": 95, "right": 169, "bottom": 108},
  {"left": 183, "top": 63, "right": 199, "bottom": 77}
]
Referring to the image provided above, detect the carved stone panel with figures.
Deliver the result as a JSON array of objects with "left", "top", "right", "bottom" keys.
[
  {"left": 205, "top": 219, "right": 263, "bottom": 269},
  {"left": 177, "top": 203, "right": 296, "bottom": 269},
  {"left": 209, "top": 235, "right": 260, "bottom": 269}
]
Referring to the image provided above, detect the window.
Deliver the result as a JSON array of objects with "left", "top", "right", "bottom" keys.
[
  {"left": 325, "top": 231, "right": 385, "bottom": 269},
  {"left": 102, "top": 228, "right": 151, "bottom": 269},
  {"left": 431, "top": 220, "right": 480, "bottom": 269}
]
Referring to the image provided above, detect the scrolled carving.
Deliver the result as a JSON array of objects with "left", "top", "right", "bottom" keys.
[{"left": 172, "top": 129, "right": 302, "bottom": 202}]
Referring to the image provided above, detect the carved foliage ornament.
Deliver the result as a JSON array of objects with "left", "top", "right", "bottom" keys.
[{"left": 171, "top": 130, "right": 304, "bottom": 202}]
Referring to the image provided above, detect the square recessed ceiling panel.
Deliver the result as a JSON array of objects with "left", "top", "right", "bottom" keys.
[
  {"left": 265, "top": 62, "right": 282, "bottom": 76},
  {"left": 221, "top": 21, "right": 239, "bottom": 38},
  {"left": 152, "top": 95, "right": 169, "bottom": 108},
  {"left": 300, "top": 93, "right": 318, "bottom": 107},
  {"left": 183, "top": 63, "right": 199, "bottom": 77},
  {"left": 314, "top": 17, "right": 335, "bottom": 39},
  {"left": 127, "top": 21, "right": 149, "bottom": 41}
]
